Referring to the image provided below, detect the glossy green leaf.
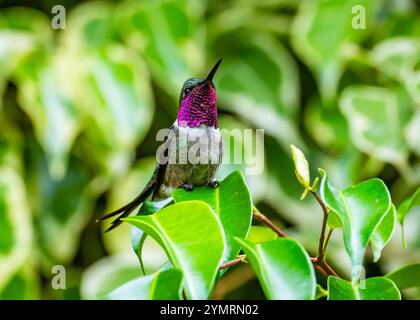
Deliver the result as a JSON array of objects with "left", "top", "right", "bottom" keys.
[
  {"left": 328, "top": 276, "right": 401, "bottom": 300},
  {"left": 236, "top": 238, "right": 316, "bottom": 300},
  {"left": 339, "top": 85, "right": 409, "bottom": 166},
  {"left": 386, "top": 264, "right": 420, "bottom": 290},
  {"left": 246, "top": 226, "right": 278, "bottom": 244},
  {"left": 124, "top": 201, "right": 225, "bottom": 300},
  {"left": 107, "top": 268, "right": 183, "bottom": 300},
  {"left": 172, "top": 170, "right": 252, "bottom": 263},
  {"left": 370, "top": 204, "right": 396, "bottom": 262},
  {"left": 131, "top": 198, "right": 173, "bottom": 274},
  {"left": 319, "top": 169, "right": 391, "bottom": 280},
  {"left": 327, "top": 211, "right": 343, "bottom": 229},
  {"left": 397, "top": 187, "right": 420, "bottom": 247}
]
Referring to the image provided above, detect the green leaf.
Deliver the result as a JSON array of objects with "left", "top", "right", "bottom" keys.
[
  {"left": 303, "top": 98, "right": 349, "bottom": 153},
  {"left": 406, "top": 112, "right": 420, "bottom": 156},
  {"left": 246, "top": 226, "right": 278, "bottom": 244},
  {"left": 405, "top": 70, "right": 420, "bottom": 105},
  {"left": 172, "top": 170, "right": 252, "bottom": 263},
  {"left": 290, "top": 145, "right": 311, "bottom": 195},
  {"left": 370, "top": 204, "right": 396, "bottom": 262},
  {"left": 131, "top": 198, "right": 173, "bottom": 274},
  {"left": 319, "top": 169, "right": 391, "bottom": 280},
  {"left": 14, "top": 53, "right": 81, "bottom": 179},
  {"left": 235, "top": 238, "right": 316, "bottom": 300},
  {"left": 339, "top": 85, "right": 410, "bottom": 167},
  {"left": 327, "top": 211, "right": 343, "bottom": 229},
  {"left": 386, "top": 264, "right": 420, "bottom": 290},
  {"left": 397, "top": 187, "right": 420, "bottom": 247},
  {"left": 0, "top": 267, "right": 40, "bottom": 300},
  {"left": 64, "top": 2, "right": 119, "bottom": 50},
  {"left": 107, "top": 268, "right": 183, "bottom": 300},
  {"left": 80, "top": 253, "right": 143, "bottom": 300},
  {"left": 27, "top": 153, "right": 94, "bottom": 264},
  {"left": 369, "top": 37, "right": 420, "bottom": 81},
  {"left": 328, "top": 276, "right": 401, "bottom": 300},
  {"left": 0, "top": 167, "right": 32, "bottom": 292},
  {"left": 291, "top": 0, "right": 376, "bottom": 100},
  {"left": 116, "top": 0, "right": 206, "bottom": 97},
  {"left": 124, "top": 201, "right": 225, "bottom": 300},
  {"left": 82, "top": 46, "right": 155, "bottom": 176}
]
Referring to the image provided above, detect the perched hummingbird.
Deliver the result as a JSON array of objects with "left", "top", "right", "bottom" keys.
[{"left": 99, "top": 59, "right": 224, "bottom": 231}]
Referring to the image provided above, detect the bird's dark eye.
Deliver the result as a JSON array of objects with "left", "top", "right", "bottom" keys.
[{"left": 183, "top": 87, "right": 192, "bottom": 98}]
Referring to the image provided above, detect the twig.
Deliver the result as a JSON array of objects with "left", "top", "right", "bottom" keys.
[
  {"left": 311, "top": 257, "right": 338, "bottom": 277},
  {"left": 313, "top": 263, "right": 329, "bottom": 278},
  {"left": 320, "top": 260, "right": 339, "bottom": 278},
  {"left": 311, "top": 190, "right": 329, "bottom": 261},
  {"left": 218, "top": 255, "right": 246, "bottom": 270},
  {"left": 311, "top": 191, "right": 329, "bottom": 215},
  {"left": 252, "top": 207, "right": 287, "bottom": 238}
]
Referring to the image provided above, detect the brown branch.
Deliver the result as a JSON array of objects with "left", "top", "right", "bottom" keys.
[
  {"left": 309, "top": 191, "right": 342, "bottom": 278},
  {"left": 311, "top": 190, "right": 330, "bottom": 261},
  {"left": 218, "top": 255, "right": 245, "bottom": 270},
  {"left": 252, "top": 207, "right": 287, "bottom": 238},
  {"left": 320, "top": 260, "right": 339, "bottom": 278},
  {"left": 313, "top": 263, "right": 329, "bottom": 278},
  {"left": 312, "top": 191, "right": 329, "bottom": 215}
]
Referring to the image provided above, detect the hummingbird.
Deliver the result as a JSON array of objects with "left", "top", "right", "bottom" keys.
[{"left": 99, "top": 59, "right": 224, "bottom": 231}]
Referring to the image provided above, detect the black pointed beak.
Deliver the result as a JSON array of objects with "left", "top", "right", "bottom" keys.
[{"left": 205, "top": 58, "right": 222, "bottom": 83}]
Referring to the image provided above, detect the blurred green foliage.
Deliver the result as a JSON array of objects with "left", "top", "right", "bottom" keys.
[{"left": 0, "top": 0, "right": 419, "bottom": 299}]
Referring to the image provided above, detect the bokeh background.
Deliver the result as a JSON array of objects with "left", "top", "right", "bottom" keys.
[{"left": 0, "top": 0, "right": 419, "bottom": 299}]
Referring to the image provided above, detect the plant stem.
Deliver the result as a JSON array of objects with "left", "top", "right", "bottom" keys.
[
  {"left": 313, "top": 263, "right": 329, "bottom": 278},
  {"left": 320, "top": 260, "right": 339, "bottom": 277},
  {"left": 252, "top": 207, "right": 287, "bottom": 238},
  {"left": 311, "top": 191, "right": 329, "bottom": 261},
  {"left": 218, "top": 255, "right": 245, "bottom": 270}
]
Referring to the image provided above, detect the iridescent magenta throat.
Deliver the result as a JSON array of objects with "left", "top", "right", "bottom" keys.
[{"left": 177, "top": 84, "right": 218, "bottom": 128}]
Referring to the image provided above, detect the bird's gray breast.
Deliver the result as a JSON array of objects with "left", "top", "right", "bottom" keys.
[{"left": 162, "top": 123, "right": 223, "bottom": 195}]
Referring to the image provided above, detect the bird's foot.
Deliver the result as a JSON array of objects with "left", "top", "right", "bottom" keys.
[
  {"left": 207, "top": 180, "right": 219, "bottom": 188},
  {"left": 182, "top": 183, "right": 194, "bottom": 192}
]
